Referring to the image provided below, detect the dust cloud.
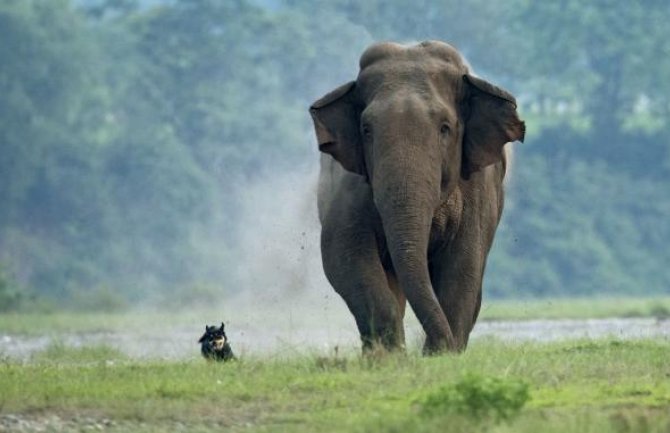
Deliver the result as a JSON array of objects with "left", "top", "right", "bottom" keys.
[{"left": 195, "top": 161, "right": 362, "bottom": 355}]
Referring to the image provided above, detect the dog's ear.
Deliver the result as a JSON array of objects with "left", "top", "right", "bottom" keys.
[{"left": 220, "top": 322, "right": 225, "bottom": 331}]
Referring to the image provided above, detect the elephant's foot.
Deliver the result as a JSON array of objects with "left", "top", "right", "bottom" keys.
[
  {"left": 361, "top": 339, "right": 406, "bottom": 359},
  {"left": 360, "top": 324, "right": 405, "bottom": 354},
  {"left": 422, "top": 331, "right": 460, "bottom": 355}
]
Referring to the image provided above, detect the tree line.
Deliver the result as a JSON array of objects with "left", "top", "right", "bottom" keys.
[{"left": 1, "top": 0, "right": 668, "bottom": 310}]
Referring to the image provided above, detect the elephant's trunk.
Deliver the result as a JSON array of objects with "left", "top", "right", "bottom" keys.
[{"left": 372, "top": 145, "right": 456, "bottom": 353}]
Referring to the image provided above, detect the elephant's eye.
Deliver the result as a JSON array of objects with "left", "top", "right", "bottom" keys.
[{"left": 440, "top": 123, "right": 451, "bottom": 135}]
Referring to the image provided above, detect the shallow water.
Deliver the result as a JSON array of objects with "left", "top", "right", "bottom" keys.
[{"left": 1, "top": 318, "right": 668, "bottom": 360}]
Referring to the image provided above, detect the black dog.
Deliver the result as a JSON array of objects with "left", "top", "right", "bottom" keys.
[{"left": 198, "top": 322, "right": 235, "bottom": 362}]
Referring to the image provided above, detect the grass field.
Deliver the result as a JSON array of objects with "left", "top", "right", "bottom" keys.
[
  {"left": 1, "top": 338, "right": 669, "bottom": 432},
  {"left": 479, "top": 296, "right": 670, "bottom": 321},
  {"left": 1, "top": 298, "right": 669, "bottom": 432}
]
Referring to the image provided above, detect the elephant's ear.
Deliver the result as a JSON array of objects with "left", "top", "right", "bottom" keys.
[
  {"left": 462, "top": 74, "right": 525, "bottom": 175},
  {"left": 309, "top": 81, "right": 365, "bottom": 176}
]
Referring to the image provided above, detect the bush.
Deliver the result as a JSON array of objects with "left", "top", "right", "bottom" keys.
[{"left": 421, "top": 373, "right": 530, "bottom": 423}]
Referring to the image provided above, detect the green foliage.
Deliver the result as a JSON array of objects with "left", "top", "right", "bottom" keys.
[
  {"left": 0, "top": 0, "right": 669, "bottom": 301},
  {"left": 512, "top": 1, "right": 670, "bottom": 136},
  {"left": 421, "top": 374, "right": 530, "bottom": 423}
]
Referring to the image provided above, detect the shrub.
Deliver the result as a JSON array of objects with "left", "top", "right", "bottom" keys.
[{"left": 421, "top": 373, "right": 530, "bottom": 423}]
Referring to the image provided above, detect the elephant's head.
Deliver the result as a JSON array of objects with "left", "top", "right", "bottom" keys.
[
  {"left": 311, "top": 41, "right": 524, "bottom": 180},
  {"left": 310, "top": 41, "right": 524, "bottom": 351}
]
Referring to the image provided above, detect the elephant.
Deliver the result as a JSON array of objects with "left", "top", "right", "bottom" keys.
[{"left": 309, "top": 41, "right": 525, "bottom": 354}]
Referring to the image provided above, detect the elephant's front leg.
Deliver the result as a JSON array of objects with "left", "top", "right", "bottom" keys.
[
  {"left": 321, "top": 227, "right": 404, "bottom": 352},
  {"left": 429, "top": 246, "right": 485, "bottom": 351}
]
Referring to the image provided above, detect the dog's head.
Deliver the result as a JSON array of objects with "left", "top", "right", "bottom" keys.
[{"left": 198, "top": 322, "right": 228, "bottom": 352}]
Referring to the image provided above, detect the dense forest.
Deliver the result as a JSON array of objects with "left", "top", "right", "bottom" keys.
[{"left": 1, "top": 0, "right": 669, "bottom": 310}]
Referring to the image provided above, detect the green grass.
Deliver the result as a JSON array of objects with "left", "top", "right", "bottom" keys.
[
  {"left": 478, "top": 296, "right": 670, "bottom": 321},
  {"left": 1, "top": 296, "right": 669, "bottom": 336},
  {"left": 1, "top": 339, "right": 669, "bottom": 432}
]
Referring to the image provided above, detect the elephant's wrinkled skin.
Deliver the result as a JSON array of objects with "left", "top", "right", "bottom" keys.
[{"left": 310, "top": 41, "right": 525, "bottom": 354}]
